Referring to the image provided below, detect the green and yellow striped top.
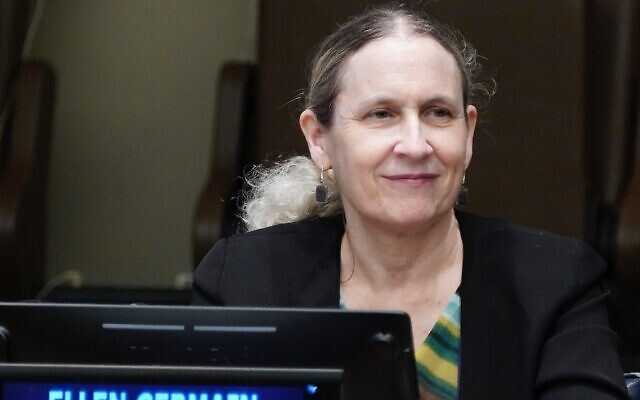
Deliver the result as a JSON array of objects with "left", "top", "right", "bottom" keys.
[{"left": 415, "top": 293, "right": 461, "bottom": 400}]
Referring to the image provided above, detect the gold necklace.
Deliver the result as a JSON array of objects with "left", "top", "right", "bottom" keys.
[{"left": 340, "top": 230, "right": 356, "bottom": 284}]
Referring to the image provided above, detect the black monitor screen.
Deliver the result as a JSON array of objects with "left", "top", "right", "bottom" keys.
[{"left": 0, "top": 303, "right": 417, "bottom": 400}]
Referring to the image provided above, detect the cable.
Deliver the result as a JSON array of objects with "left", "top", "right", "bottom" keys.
[{"left": 35, "top": 269, "right": 83, "bottom": 301}]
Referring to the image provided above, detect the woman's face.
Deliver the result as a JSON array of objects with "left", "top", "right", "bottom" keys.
[{"left": 305, "top": 35, "right": 477, "bottom": 231}]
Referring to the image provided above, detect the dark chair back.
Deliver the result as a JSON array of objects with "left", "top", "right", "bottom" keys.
[
  {"left": 0, "top": 0, "right": 55, "bottom": 300},
  {"left": 191, "top": 62, "right": 255, "bottom": 266}
]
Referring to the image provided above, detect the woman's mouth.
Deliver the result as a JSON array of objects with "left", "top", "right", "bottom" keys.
[{"left": 383, "top": 173, "right": 440, "bottom": 186}]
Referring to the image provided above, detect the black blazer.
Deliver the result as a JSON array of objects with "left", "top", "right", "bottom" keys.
[{"left": 193, "top": 212, "right": 628, "bottom": 399}]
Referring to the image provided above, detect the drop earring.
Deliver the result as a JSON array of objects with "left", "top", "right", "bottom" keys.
[
  {"left": 316, "top": 165, "right": 328, "bottom": 203},
  {"left": 456, "top": 174, "right": 468, "bottom": 206}
]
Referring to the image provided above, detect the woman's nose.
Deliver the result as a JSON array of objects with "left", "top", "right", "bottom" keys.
[{"left": 393, "top": 118, "right": 434, "bottom": 159}]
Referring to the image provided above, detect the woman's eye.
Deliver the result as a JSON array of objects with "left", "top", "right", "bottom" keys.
[
  {"left": 428, "top": 108, "right": 452, "bottom": 119},
  {"left": 368, "top": 110, "right": 393, "bottom": 119}
]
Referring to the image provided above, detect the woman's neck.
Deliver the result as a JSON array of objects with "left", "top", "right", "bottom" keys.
[{"left": 340, "top": 210, "right": 463, "bottom": 292}]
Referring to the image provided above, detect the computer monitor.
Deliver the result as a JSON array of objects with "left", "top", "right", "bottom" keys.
[{"left": 0, "top": 303, "right": 418, "bottom": 400}]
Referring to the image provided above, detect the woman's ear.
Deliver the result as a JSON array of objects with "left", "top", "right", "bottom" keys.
[
  {"left": 464, "top": 105, "right": 477, "bottom": 168},
  {"left": 300, "top": 108, "right": 332, "bottom": 168}
]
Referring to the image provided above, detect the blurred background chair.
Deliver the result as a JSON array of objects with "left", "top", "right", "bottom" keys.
[
  {"left": 192, "top": 62, "right": 256, "bottom": 266},
  {"left": 584, "top": 0, "right": 640, "bottom": 369},
  {"left": 0, "top": 0, "right": 55, "bottom": 300}
]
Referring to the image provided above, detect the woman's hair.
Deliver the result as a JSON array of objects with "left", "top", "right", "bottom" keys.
[
  {"left": 241, "top": 156, "right": 342, "bottom": 231},
  {"left": 240, "top": 4, "right": 494, "bottom": 232}
]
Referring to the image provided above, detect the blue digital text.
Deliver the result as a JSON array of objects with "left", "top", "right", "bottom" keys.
[{"left": 48, "top": 390, "right": 259, "bottom": 400}]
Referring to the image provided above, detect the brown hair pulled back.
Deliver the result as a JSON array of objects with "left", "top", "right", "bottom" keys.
[{"left": 304, "top": 4, "right": 493, "bottom": 127}]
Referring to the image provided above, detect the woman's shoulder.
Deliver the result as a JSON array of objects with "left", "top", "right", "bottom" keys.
[
  {"left": 457, "top": 210, "right": 607, "bottom": 286},
  {"left": 458, "top": 210, "right": 595, "bottom": 252},
  {"left": 457, "top": 212, "right": 626, "bottom": 397},
  {"left": 192, "top": 215, "right": 343, "bottom": 306},
  {"left": 237, "top": 214, "right": 345, "bottom": 239},
  {"left": 200, "top": 214, "right": 344, "bottom": 269}
]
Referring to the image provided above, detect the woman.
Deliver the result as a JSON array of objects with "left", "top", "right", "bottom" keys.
[{"left": 192, "top": 5, "right": 628, "bottom": 399}]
